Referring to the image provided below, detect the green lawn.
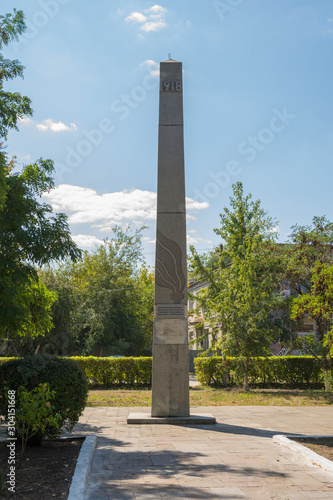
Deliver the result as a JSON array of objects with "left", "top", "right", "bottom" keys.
[{"left": 87, "top": 387, "right": 333, "bottom": 407}]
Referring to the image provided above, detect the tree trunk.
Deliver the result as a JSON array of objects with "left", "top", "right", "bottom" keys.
[
  {"left": 222, "top": 356, "right": 227, "bottom": 386},
  {"left": 322, "top": 353, "right": 332, "bottom": 391},
  {"left": 243, "top": 355, "right": 250, "bottom": 392},
  {"left": 244, "top": 369, "right": 249, "bottom": 392}
]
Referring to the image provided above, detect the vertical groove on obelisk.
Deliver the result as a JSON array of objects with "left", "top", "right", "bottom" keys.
[{"left": 151, "top": 60, "right": 189, "bottom": 418}]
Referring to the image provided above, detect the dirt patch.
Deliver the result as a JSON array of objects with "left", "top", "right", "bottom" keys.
[
  {"left": 0, "top": 437, "right": 84, "bottom": 499},
  {"left": 294, "top": 437, "right": 333, "bottom": 462}
]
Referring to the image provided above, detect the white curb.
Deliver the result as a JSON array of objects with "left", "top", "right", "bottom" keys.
[
  {"left": 67, "top": 435, "right": 97, "bottom": 500},
  {"left": 273, "top": 434, "right": 333, "bottom": 473}
]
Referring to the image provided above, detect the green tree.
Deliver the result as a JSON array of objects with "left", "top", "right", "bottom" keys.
[
  {"left": 33, "top": 264, "right": 77, "bottom": 355},
  {"left": 0, "top": 156, "right": 81, "bottom": 340},
  {"left": 0, "top": 9, "right": 33, "bottom": 209},
  {"left": 0, "top": 9, "right": 81, "bottom": 341},
  {"left": 284, "top": 216, "right": 333, "bottom": 296},
  {"left": 190, "top": 182, "right": 283, "bottom": 390},
  {"left": 0, "top": 147, "right": 8, "bottom": 209},
  {"left": 0, "top": 277, "right": 57, "bottom": 356},
  {"left": 36, "top": 227, "right": 154, "bottom": 357},
  {"left": 0, "top": 9, "right": 32, "bottom": 139},
  {"left": 135, "top": 265, "right": 154, "bottom": 351},
  {"left": 287, "top": 222, "right": 333, "bottom": 390}
]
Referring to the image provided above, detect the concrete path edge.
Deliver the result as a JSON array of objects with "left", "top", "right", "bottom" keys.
[
  {"left": 67, "top": 435, "right": 97, "bottom": 500},
  {"left": 273, "top": 434, "right": 333, "bottom": 473}
]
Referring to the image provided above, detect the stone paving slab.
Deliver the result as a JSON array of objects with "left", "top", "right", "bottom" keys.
[{"left": 72, "top": 406, "right": 333, "bottom": 499}]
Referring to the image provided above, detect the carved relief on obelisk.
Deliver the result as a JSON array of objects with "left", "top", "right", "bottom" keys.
[{"left": 155, "top": 229, "right": 186, "bottom": 303}]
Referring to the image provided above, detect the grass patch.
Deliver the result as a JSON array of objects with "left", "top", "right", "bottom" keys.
[
  {"left": 293, "top": 437, "right": 333, "bottom": 462},
  {"left": 87, "top": 387, "right": 333, "bottom": 407}
]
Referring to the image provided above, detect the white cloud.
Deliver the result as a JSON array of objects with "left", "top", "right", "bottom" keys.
[
  {"left": 143, "top": 237, "right": 156, "bottom": 244},
  {"left": 141, "top": 20, "right": 166, "bottom": 32},
  {"left": 36, "top": 119, "right": 77, "bottom": 132},
  {"left": 125, "top": 5, "right": 167, "bottom": 33},
  {"left": 141, "top": 59, "right": 160, "bottom": 78},
  {"left": 43, "top": 184, "right": 209, "bottom": 227},
  {"left": 18, "top": 117, "right": 77, "bottom": 132},
  {"left": 150, "top": 69, "right": 160, "bottom": 77},
  {"left": 187, "top": 235, "right": 212, "bottom": 245},
  {"left": 18, "top": 117, "right": 34, "bottom": 126},
  {"left": 125, "top": 12, "right": 147, "bottom": 23},
  {"left": 72, "top": 234, "right": 104, "bottom": 249},
  {"left": 149, "top": 14, "right": 164, "bottom": 20},
  {"left": 186, "top": 197, "right": 209, "bottom": 210},
  {"left": 44, "top": 185, "right": 156, "bottom": 226},
  {"left": 15, "top": 152, "right": 32, "bottom": 164},
  {"left": 146, "top": 5, "right": 167, "bottom": 14},
  {"left": 322, "top": 18, "right": 333, "bottom": 35},
  {"left": 185, "top": 229, "right": 212, "bottom": 246},
  {"left": 141, "top": 59, "right": 159, "bottom": 68}
]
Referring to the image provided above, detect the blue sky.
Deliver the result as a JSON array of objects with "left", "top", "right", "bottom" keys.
[{"left": 2, "top": 0, "right": 333, "bottom": 265}]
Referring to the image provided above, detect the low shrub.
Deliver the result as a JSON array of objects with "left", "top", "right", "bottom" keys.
[
  {"left": 195, "top": 356, "right": 323, "bottom": 388},
  {"left": 0, "top": 355, "right": 88, "bottom": 441},
  {"left": 7, "top": 383, "right": 62, "bottom": 456},
  {"left": 71, "top": 356, "right": 152, "bottom": 387}
]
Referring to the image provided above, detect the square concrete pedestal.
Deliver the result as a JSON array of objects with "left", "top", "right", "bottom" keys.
[{"left": 127, "top": 413, "right": 216, "bottom": 425}]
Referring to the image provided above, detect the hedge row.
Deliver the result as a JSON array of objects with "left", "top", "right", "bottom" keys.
[
  {"left": 70, "top": 356, "right": 152, "bottom": 387},
  {"left": 194, "top": 356, "right": 324, "bottom": 388},
  {"left": 0, "top": 356, "right": 152, "bottom": 388},
  {"left": 0, "top": 355, "right": 327, "bottom": 388}
]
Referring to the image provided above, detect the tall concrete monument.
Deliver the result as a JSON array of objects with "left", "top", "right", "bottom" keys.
[
  {"left": 127, "top": 59, "right": 215, "bottom": 425},
  {"left": 152, "top": 59, "right": 189, "bottom": 417}
]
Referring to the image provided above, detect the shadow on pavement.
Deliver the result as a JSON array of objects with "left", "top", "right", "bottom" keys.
[
  {"left": 185, "top": 421, "right": 304, "bottom": 439},
  {"left": 74, "top": 428, "right": 290, "bottom": 499}
]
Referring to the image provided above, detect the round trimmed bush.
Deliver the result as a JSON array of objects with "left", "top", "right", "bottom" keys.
[{"left": 0, "top": 355, "right": 88, "bottom": 441}]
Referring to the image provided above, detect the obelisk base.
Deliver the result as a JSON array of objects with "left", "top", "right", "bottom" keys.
[
  {"left": 151, "top": 344, "right": 189, "bottom": 417},
  {"left": 127, "top": 413, "right": 216, "bottom": 425}
]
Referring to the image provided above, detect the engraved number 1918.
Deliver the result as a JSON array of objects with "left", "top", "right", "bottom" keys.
[{"left": 162, "top": 80, "right": 182, "bottom": 92}]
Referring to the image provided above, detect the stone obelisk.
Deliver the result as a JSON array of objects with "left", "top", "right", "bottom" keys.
[
  {"left": 127, "top": 60, "right": 215, "bottom": 424},
  {"left": 151, "top": 59, "right": 189, "bottom": 417}
]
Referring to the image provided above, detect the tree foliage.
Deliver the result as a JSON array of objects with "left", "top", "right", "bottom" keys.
[
  {"left": 0, "top": 9, "right": 32, "bottom": 139},
  {"left": 0, "top": 156, "right": 81, "bottom": 341},
  {"left": 1, "top": 277, "right": 57, "bottom": 345},
  {"left": 0, "top": 8, "right": 32, "bottom": 208},
  {"left": 283, "top": 216, "right": 333, "bottom": 390},
  {"left": 190, "top": 182, "right": 284, "bottom": 390},
  {"left": 32, "top": 227, "right": 154, "bottom": 357},
  {"left": 285, "top": 216, "right": 333, "bottom": 296},
  {"left": 0, "top": 10, "right": 81, "bottom": 341}
]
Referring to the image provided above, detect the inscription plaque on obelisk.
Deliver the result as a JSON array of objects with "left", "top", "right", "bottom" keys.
[
  {"left": 151, "top": 59, "right": 189, "bottom": 417},
  {"left": 127, "top": 59, "right": 215, "bottom": 424}
]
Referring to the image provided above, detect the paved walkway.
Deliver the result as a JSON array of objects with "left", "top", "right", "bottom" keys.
[{"left": 72, "top": 406, "right": 333, "bottom": 499}]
